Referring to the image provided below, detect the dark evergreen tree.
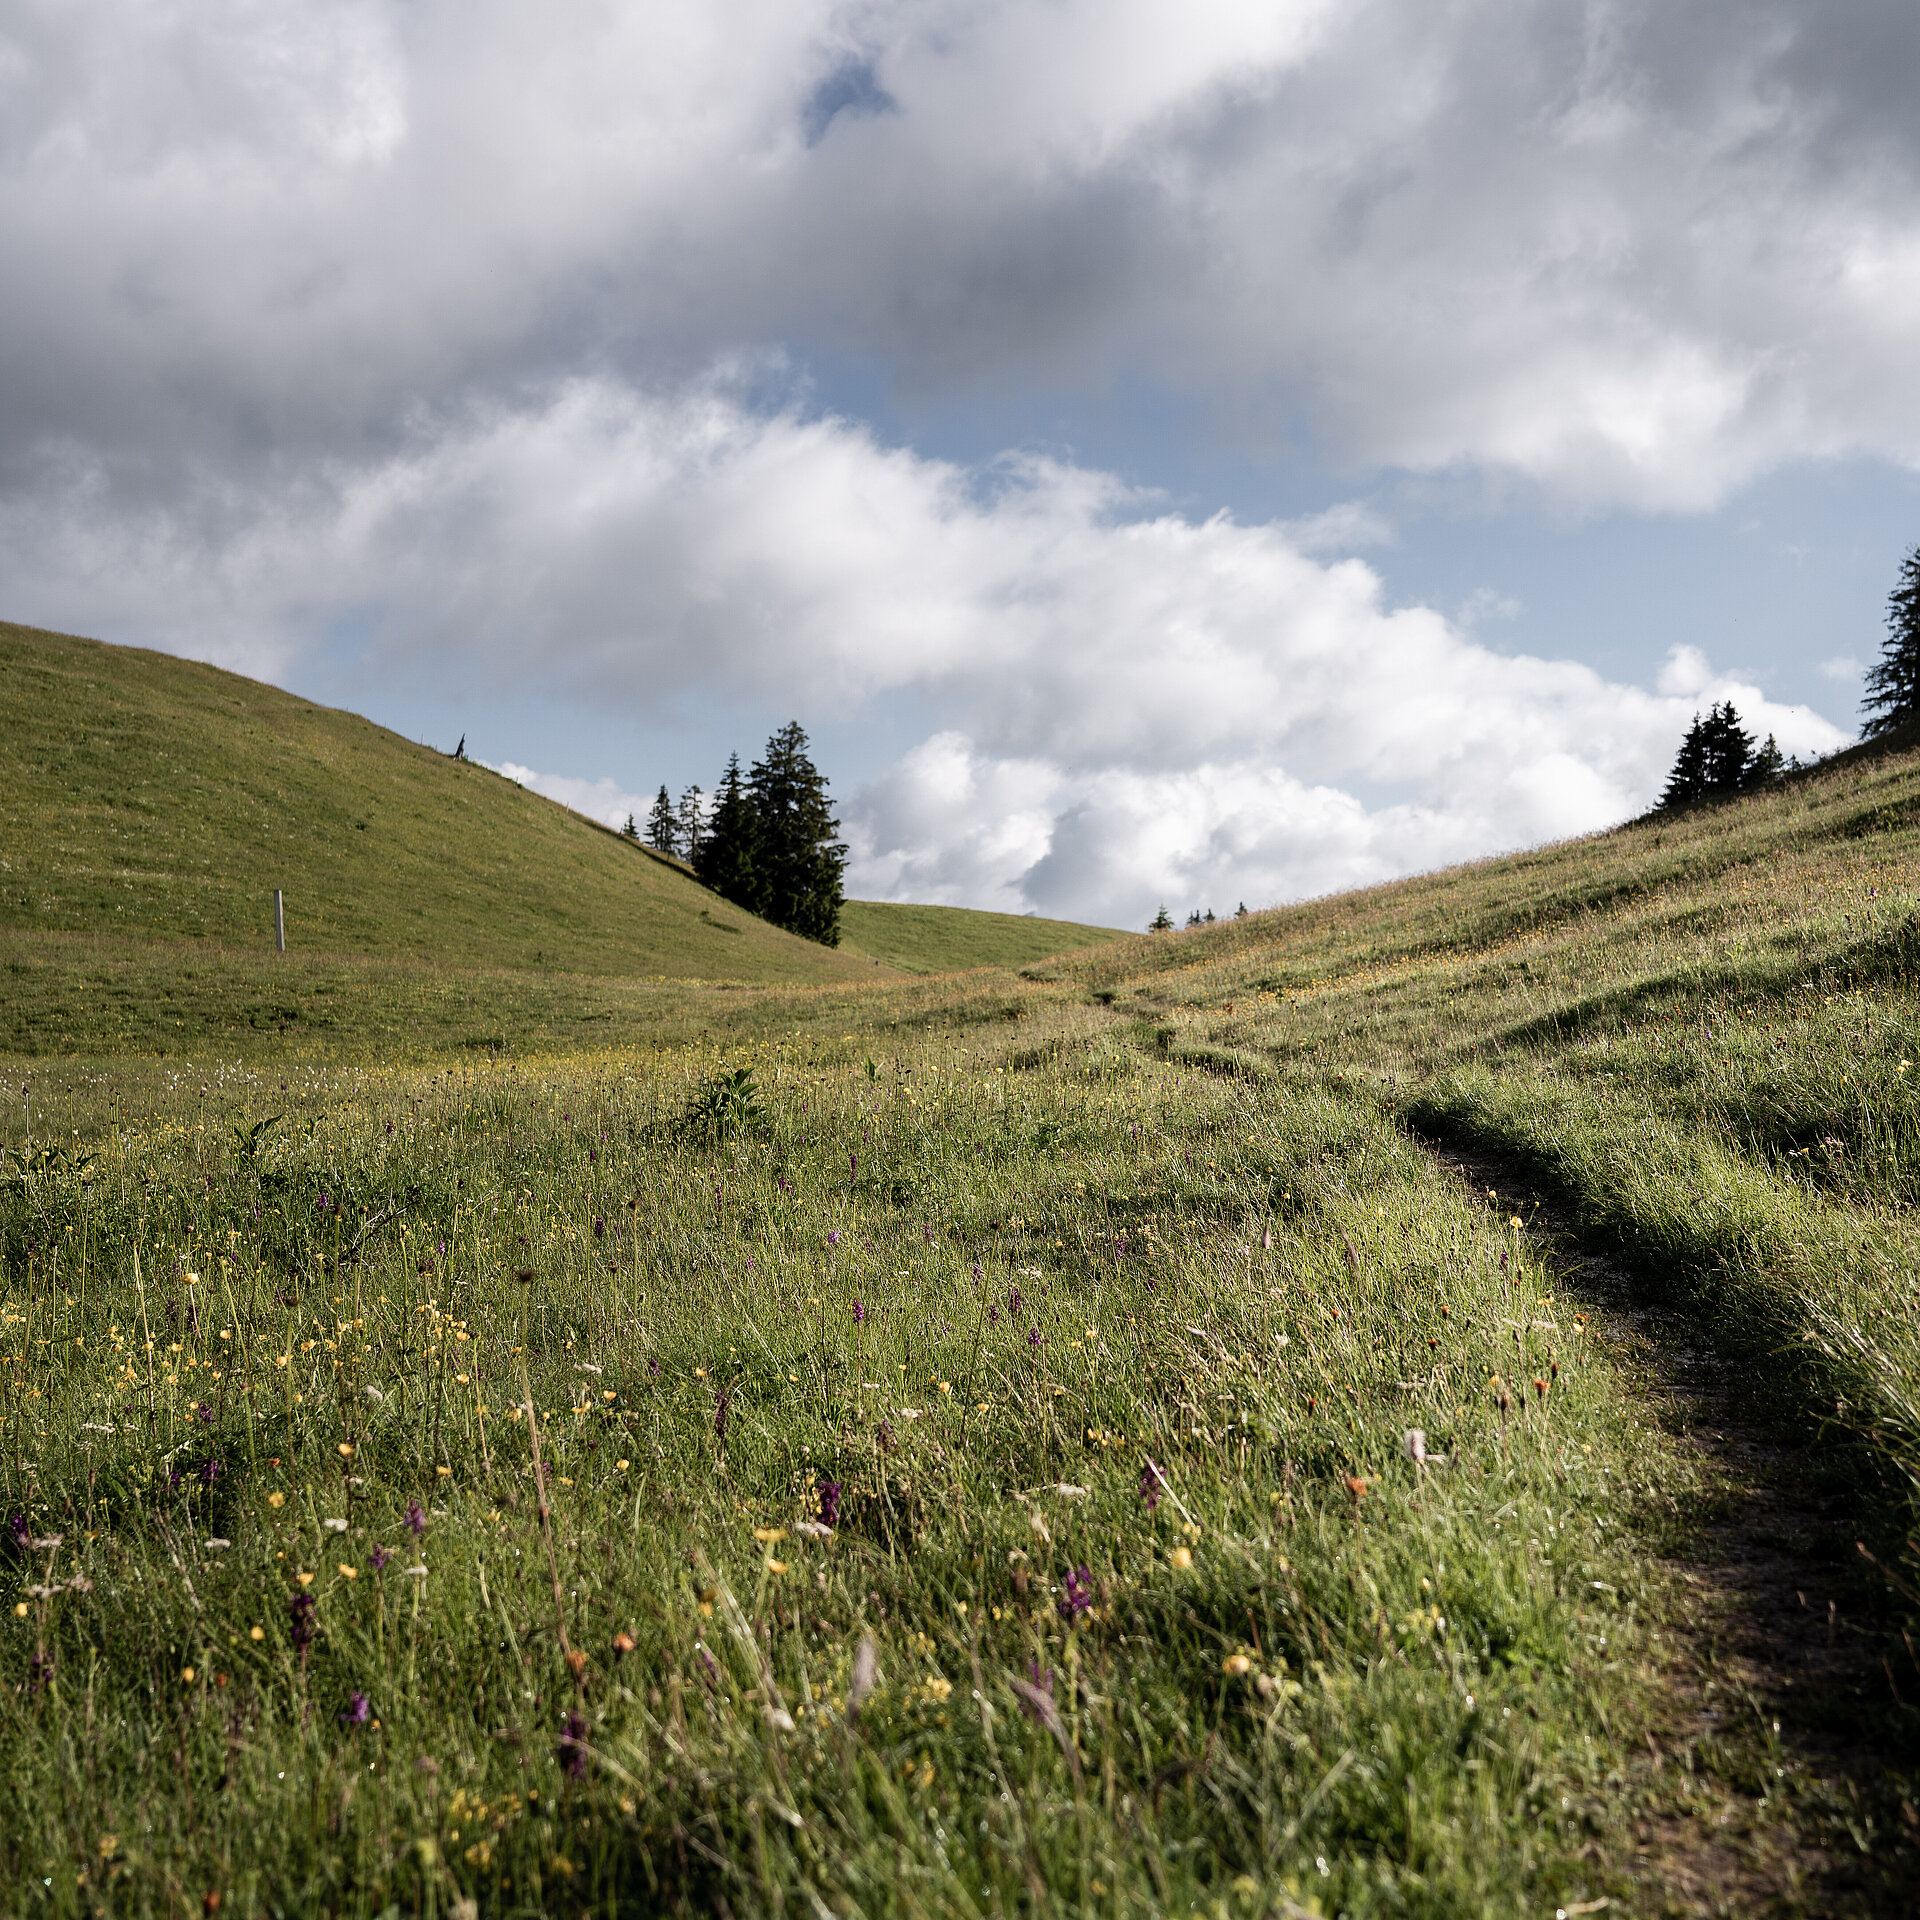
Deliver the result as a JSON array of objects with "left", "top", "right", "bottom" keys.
[
  {"left": 676, "top": 785, "right": 706, "bottom": 866},
  {"left": 620, "top": 812, "right": 640, "bottom": 841},
  {"left": 1235, "top": 902, "right": 1248, "bottom": 919},
  {"left": 1659, "top": 714, "right": 1709, "bottom": 810},
  {"left": 697, "top": 754, "right": 760, "bottom": 910},
  {"left": 1864, "top": 545, "right": 1920, "bottom": 737},
  {"left": 1744, "top": 733, "right": 1787, "bottom": 789},
  {"left": 1149, "top": 905, "right": 1173, "bottom": 932},
  {"left": 1699, "top": 701, "right": 1753, "bottom": 794},
  {"left": 745, "top": 723, "right": 847, "bottom": 945},
  {"left": 645, "top": 784, "right": 678, "bottom": 855}
]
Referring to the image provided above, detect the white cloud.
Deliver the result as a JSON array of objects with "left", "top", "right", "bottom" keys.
[
  {"left": 491, "top": 762, "right": 649, "bottom": 836},
  {"left": 1820, "top": 654, "right": 1864, "bottom": 682},
  {"left": 37, "top": 368, "right": 1831, "bottom": 926},
  {"left": 6, "top": 3, "right": 1920, "bottom": 505}
]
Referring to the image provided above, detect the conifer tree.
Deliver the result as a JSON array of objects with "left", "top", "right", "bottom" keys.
[
  {"left": 676, "top": 785, "right": 706, "bottom": 865},
  {"left": 645, "top": 785, "right": 678, "bottom": 855},
  {"left": 745, "top": 723, "right": 847, "bottom": 945},
  {"left": 620, "top": 812, "right": 639, "bottom": 841},
  {"left": 1149, "top": 905, "right": 1173, "bottom": 932},
  {"left": 696, "top": 754, "right": 760, "bottom": 910},
  {"left": 1659, "top": 714, "right": 1709, "bottom": 810},
  {"left": 1864, "top": 545, "right": 1920, "bottom": 737},
  {"left": 1744, "top": 733, "right": 1787, "bottom": 789},
  {"left": 1699, "top": 701, "right": 1753, "bottom": 794}
]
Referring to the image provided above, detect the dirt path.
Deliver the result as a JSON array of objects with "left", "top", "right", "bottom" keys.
[{"left": 1425, "top": 1141, "right": 1920, "bottom": 1917}]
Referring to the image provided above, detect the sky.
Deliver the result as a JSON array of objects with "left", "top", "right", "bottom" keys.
[{"left": 6, "top": 0, "right": 1919, "bottom": 928}]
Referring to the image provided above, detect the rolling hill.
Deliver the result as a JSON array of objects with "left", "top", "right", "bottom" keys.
[
  {"left": 0, "top": 620, "right": 868, "bottom": 984},
  {"left": 837, "top": 898, "right": 1127, "bottom": 973}
]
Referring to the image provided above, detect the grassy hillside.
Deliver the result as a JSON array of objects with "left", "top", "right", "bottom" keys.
[
  {"left": 0, "top": 621, "right": 866, "bottom": 987},
  {"left": 838, "top": 898, "right": 1128, "bottom": 973},
  {"left": 9, "top": 719, "right": 1920, "bottom": 1912}
]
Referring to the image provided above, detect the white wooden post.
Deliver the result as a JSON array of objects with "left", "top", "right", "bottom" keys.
[{"left": 274, "top": 890, "right": 285, "bottom": 953}]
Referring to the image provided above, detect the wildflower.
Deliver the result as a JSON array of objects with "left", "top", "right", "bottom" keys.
[
  {"left": 338, "top": 1690, "right": 371, "bottom": 1728},
  {"left": 611, "top": 1632, "right": 636, "bottom": 1658},
  {"left": 593, "top": 1217, "right": 605, "bottom": 1239},
  {"left": 1222, "top": 1653, "right": 1252, "bottom": 1676},
  {"left": 1058, "top": 1565, "right": 1094, "bottom": 1623},
  {"left": 195, "top": 1404, "right": 215, "bottom": 1425},
  {"left": 1345, "top": 1475, "right": 1369, "bottom": 1500},
  {"left": 8, "top": 1514, "right": 29, "bottom": 1549},
  {"left": 405, "top": 1500, "right": 427, "bottom": 1537},
  {"left": 1008, "top": 1287, "right": 1022, "bottom": 1314},
  {"left": 852, "top": 1300, "right": 865, "bottom": 1323},
  {"left": 289, "top": 1593, "right": 318, "bottom": 1650},
  {"left": 28, "top": 1650, "right": 53, "bottom": 1695},
  {"left": 696, "top": 1646, "right": 720, "bottom": 1688},
  {"left": 557, "top": 1710, "right": 589, "bottom": 1779},
  {"left": 828, "top": 1231, "right": 842, "bottom": 1248},
  {"left": 199, "top": 1455, "right": 221, "bottom": 1486},
  {"left": 817, "top": 1478, "right": 842, "bottom": 1529},
  {"left": 1028, "top": 1328, "right": 1042, "bottom": 1347},
  {"left": 989, "top": 1304, "right": 999, "bottom": 1324},
  {"left": 647, "top": 1359, "right": 661, "bottom": 1378},
  {"left": 876, "top": 1419, "right": 895, "bottom": 1453},
  {"left": 370, "top": 1544, "right": 393, "bottom": 1572},
  {"left": 1140, "top": 1458, "right": 1165, "bottom": 1510}
]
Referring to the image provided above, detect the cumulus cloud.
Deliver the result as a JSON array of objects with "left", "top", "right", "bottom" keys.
[
  {"left": 7, "top": 1, "right": 1920, "bottom": 503},
  {"left": 0, "top": 2, "right": 1881, "bottom": 923},
  {"left": 11, "top": 370, "right": 1839, "bottom": 924}
]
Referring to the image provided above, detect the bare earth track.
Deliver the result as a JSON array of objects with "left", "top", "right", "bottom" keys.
[{"left": 1426, "top": 1140, "right": 1920, "bottom": 1918}]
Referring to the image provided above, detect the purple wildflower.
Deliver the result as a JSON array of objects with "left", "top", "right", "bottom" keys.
[
  {"left": 817, "top": 1478, "right": 842, "bottom": 1529},
  {"left": 198, "top": 1455, "right": 222, "bottom": 1487},
  {"left": 828, "top": 1230, "right": 842, "bottom": 1248},
  {"left": 9, "top": 1514, "right": 30, "bottom": 1549},
  {"left": 849, "top": 1154, "right": 858, "bottom": 1181},
  {"left": 339, "top": 1690, "right": 371, "bottom": 1728},
  {"left": 1059, "top": 1565, "right": 1094, "bottom": 1623},
  {"left": 194, "top": 1403, "right": 214, "bottom": 1425},
  {"left": 385, "top": 1120, "right": 393, "bottom": 1136},
  {"left": 558, "top": 1709, "right": 589, "bottom": 1778},
  {"left": 370, "top": 1543, "right": 393, "bottom": 1572},
  {"left": 852, "top": 1300, "right": 865, "bottom": 1324},
  {"left": 988, "top": 1304, "right": 999, "bottom": 1324},
  {"left": 1028, "top": 1327, "right": 1042, "bottom": 1347},
  {"left": 1139, "top": 1458, "right": 1165, "bottom": 1511},
  {"left": 696, "top": 1646, "right": 719, "bottom": 1688},
  {"left": 405, "top": 1499, "right": 427, "bottom": 1537},
  {"left": 289, "top": 1592, "right": 318, "bottom": 1650},
  {"left": 27, "top": 1650, "right": 53, "bottom": 1696},
  {"left": 647, "top": 1358, "right": 661, "bottom": 1378},
  {"left": 971, "top": 1263, "right": 982, "bottom": 1284},
  {"left": 593, "top": 1216, "right": 605, "bottom": 1239},
  {"left": 876, "top": 1419, "right": 895, "bottom": 1454},
  {"left": 1008, "top": 1287, "right": 1022, "bottom": 1314}
]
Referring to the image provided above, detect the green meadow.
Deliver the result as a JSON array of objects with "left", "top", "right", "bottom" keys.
[{"left": 6, "top": 627, "right": 1920, "bottom": 1914}]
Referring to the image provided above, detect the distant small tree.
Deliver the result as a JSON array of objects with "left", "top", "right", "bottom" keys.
[
  {"left": 1235, "top": 902, "right": 1248, "bottom": 919},
  {"left": 645, "top": 785, "right": 678, "bottom": 855},
  {"left": 746, "top": 723, "right": 846, "bottom": 946},
  {"left": 1204, "top": 908, "right": 1216, "bottom": 924},
  {"left": 620, "top": 812, "right": 640, "bottom": 841},
  {"left": 1744, "top": 733, "right": 1787, "bottom": 789},
  {"left": 1699, "top": 701, "right": 1753, "bottom": 794},
  {"left": 1660, "top": 714, "right": 1709, "bottom": 810},
  {"left": 676, "top": 785, "right": 706, "bottom": 865},
  {"left": 697, "top": 754, "right": 760, "bottom": 910},
  {"left": 1864, "top": 545, "right": 1920, "bottom": 737},
  {"left": 1149, "top": 905, "right": 1173, "bottom": 932},
  {"left": 1186, "top": 910, "right": 1202, "bottom": 928}
]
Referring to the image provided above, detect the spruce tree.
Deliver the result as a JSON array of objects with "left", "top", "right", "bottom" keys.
[
  {"left": 676, "top": 785, "right": 706, "bottom": 866},
  {"left": 1864, "top": 545, "right": 1920, "bottom": 737},
  {"left": 1149, "top": 906, "right": 1173, "bottom": 932},
  {"left": 1659, "top": 714, "right": 1709, "bottom": 810},
  {"left": 1744, "top": 733, "right": 1786, "bottom": 789},
  {"left": 746, "top": 722, "right": 847, "bottom": 945},
  {"left": 621, "top": 812, "right": 639, "bottom": 841},
  {"left": 697, "top": 755, "right": 760, "bottom": 911},
  {"left": 645, "top": 785, "right": 678, "bottom": 855},
  {"left": 1700, "top": 701, "right": 1753, "bottom": 794}
]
